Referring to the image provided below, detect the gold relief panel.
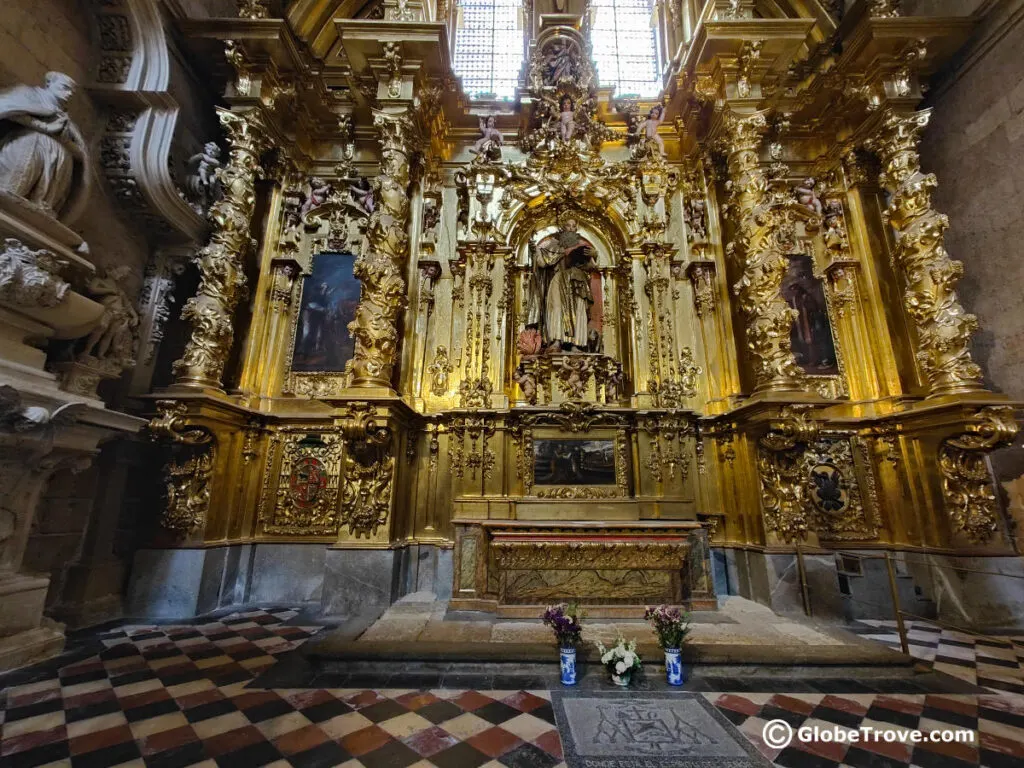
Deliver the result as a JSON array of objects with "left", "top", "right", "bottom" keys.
[
  {"left": 802, "top": 438, "right": 880, "bottom": 542},
  {"left": 502, "top": 569, "right": 675, "bottom": 605},
  {"left": 258, "top": 430, "right": 343, "bottom": 536}
]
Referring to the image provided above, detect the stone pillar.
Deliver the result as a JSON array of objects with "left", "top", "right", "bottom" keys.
[
  {"left": 720, "top": 110, "right": 802, "bottom": 394},
  {"left": 349, "top": 109, "right": 415, "bottom": 388},
  {"left": 173, "top": 108, "right": 271, "bottom": 390},
  {"left": 869, "top": 108, "right": 983, "bottom": 398}
]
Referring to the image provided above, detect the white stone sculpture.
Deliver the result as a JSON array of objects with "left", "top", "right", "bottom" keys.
[
  {"left": 79, "top": 265, "right": 139, "bottom": 369},
  {"left": 0, "top": 73, "right": 89, "bottom": 222}
]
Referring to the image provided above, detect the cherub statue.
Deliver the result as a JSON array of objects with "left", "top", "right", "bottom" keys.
[
  {"left": 558, "top": 95, "right": 575, "bottom": 142},
  {"left": 684, "top": 197, "right": 708, "bottom": 242},
  {"left": 185, "top": 142, "right": 222, "bottom": 210},
  {"left": 794, "top": 177, "right": 823, "bottom": 215},
  {"left": 513, "top": 362, "right": 538, "bottom": 403},
  {"left": 300, "top": 177, "right": 331, "bottom": 219},
  {"left": 80, "top": 265, "right": 138, "bottom": 368},
  {"left": 642, "top": 105, "right": 666, "bottom": 156},
  {"left": 471, "top": 115, "right": 503, "bottom": 161},
  {"left": 349, "top": 177, "right": 375, "bottom": 216}
]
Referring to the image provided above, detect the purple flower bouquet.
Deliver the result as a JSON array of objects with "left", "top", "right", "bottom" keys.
[{"left": 542, "top": 602, "right": 584, "bottom": 649}]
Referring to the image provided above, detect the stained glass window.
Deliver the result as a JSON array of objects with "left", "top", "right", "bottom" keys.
[
  {"left": 453, "top": 0, "right": 525, "bottom": 100},
  {"left": 590, "top": 0, "right": 661, "bottom": 98}
]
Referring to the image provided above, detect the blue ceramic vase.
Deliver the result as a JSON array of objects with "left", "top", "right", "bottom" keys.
[
  {"left": 559, "top": 647, "right": 577, "bottom": 685},
  {"left": 664, "top": 648, "right": 684, "bottom": 686}
]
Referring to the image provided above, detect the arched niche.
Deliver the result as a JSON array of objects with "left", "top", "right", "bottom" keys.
[{"left": 501, "top": 201, "right": 638, "bottom": 404}]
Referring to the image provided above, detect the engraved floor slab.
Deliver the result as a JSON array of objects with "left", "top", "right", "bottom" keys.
[{"left": 552, "top": 691, "right": 771, "bottom": 768}]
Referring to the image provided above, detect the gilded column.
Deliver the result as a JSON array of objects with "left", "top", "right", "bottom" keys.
[
  {"left": 870, "top": 109, "right": 983, "bottom": 397},
  {"left": 173, "top": 108, "right": 270, "bottom": 390},
  {"left": 349, "top": 109, "right": 415, "bottom": 388},
  {"left": 721, "top": 111, "right": 802, "bottom": 394}
]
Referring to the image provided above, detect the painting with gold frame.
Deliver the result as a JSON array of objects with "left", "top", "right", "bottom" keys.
[
  {"left": 289, "top": 252, "right": 360, "bottom": 373},
  {"left": 518, "top": 425, "right": 630, "bottom": 499},
  {"left": 533, "top": 438, "right": 615, "bottom": 485}
]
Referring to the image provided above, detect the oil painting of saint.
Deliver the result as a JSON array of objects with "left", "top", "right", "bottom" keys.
[
  {"left": 534, "top": 439, "right": 616, "bottom": 486},
  {"left": 780, "top": 254, "right": 839, "bottom": 376},
  {"left": 291, "top": 252, "right": 360, "bottom": 372}
]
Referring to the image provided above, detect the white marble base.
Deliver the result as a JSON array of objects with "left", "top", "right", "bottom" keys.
[{"left": 0, "top": 619, "right": 65, "bottom": 672}]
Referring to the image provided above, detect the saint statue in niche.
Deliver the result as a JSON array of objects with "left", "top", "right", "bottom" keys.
[
  {"left": 0, "top": 72, "right": 89, "bottom": 222},
  {"left": 526, "top": 218, "right": 596, "bottom": 351}
]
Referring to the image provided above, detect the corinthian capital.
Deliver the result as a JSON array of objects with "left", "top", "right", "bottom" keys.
[{"left": 870, "top": 108, "right": 930, "bottom": 189}]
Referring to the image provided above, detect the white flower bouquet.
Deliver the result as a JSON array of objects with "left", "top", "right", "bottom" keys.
[{"left": 596, "top": 636, "right": 642, "bottom": 686}]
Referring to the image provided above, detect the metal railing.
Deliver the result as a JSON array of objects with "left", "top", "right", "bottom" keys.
[{"left": 820, "top": 548, "right": 1024, "bottom": 656}]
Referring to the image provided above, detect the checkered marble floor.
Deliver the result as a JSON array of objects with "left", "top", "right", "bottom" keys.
[
  {"left": 851, "top": 619, "right": 1024, "bottom": 695},
  {"left": 0, "top": 609, "right": 565, "bottom": 768},
  {"left": 3, "top": 607, "right": 1024, "bottom": 767}
]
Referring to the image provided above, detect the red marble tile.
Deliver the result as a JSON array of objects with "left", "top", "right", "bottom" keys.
[
  {"left": 394, "top": 691, "right": 440, "bottom": 711},
  {"left": 467, "top": 726, "right": 523, "bottom": 758},
  {"left": 924, "top": 695, "right": 977, "bottom": 717},
  {"left": 203, "top": 725, "right": 265, "bottom": 757},
  {"left": 61, "top": 660, "right": 105, "bottom": 676},
  {"left": 273, "top": 724, "right": 330, "bottom": 755},
  {"left": 69, "top": 725, "right": 134, "bottom": 756},
  {"left": 283, "top": 689, "right": 335, "bottom": 709},
  {"left": 874, "top": 696, "right": 924, "bottom": 716},
  {"left": 980, "top": 731, "right": 1024, "bottom": 758},
  {"left": 533, "top": 728, "right": 563, "bottom": 759},
  {"left": 452, "top": 691, "right": 495, "bottom": 711},
  {"left": 768, "top": 694, "right": 816, "bottom": 716},
  {"left": 231, "top": 690, "right": 280, "bottom": 709},
  {"left": 345, "top": 690, "right": 384, "bottom": 708},
  {"left": 402, "top": 725, "right": 459, "bottom": 757},
  {"left": 820, "top": 695, "right": 869, "bottom": 716},
  {"left": 119, "top": 687, "right": 172, "bottom": 709},
  {"left": 714, "top": 694, "right": 762, "bottom": 717},
  {"left": 340, "top": 725, "right": 392, "bottom": 756},
  {"left": 914, "top": 736, "right": 979, "bottom": 764},
  {"left": 979, "top": 694, "right": 1024, "bottom": 715},
  {"left": 0, "top": 726, "right": 67, "bottom": 756},
  {"left": 7, "top": 687, "right": 62, "bottom": 708},
  {"left": 140, "top": 725, "right": 199, "bottom": 756},
  {"left": 63, "top": 688, "right": 118, "bottom": 710},
  {"left": 502, "top": 691, "right": 548, "bottom": 713}
]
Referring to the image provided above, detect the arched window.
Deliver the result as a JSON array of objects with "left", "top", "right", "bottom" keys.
[
  {"left": 453, "top": 0, "right": 525, "bottom": 100},
  {"left": 590, "top": 0, "right": 661, "bottom": 98}
]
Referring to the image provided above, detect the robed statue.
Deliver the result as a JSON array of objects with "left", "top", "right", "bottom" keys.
[
  {"left": 0, "top": 72, "right": 89, "bottom": 222},
  {"left": 526, "top": 218, "right": 595, "bottom": 351}
]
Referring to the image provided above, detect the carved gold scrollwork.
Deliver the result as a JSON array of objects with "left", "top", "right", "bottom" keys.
[
  {"left": 868, "top": 109, "right": 983, "bottom": 397},
  {"left": 173, "top": 109, "right": 271, "bottom": 390},
  {"left": 938, "top": 406, "right": 1019, "bottom": 543},
  {"left": 757, "top": 407, "right": 819, "bottom": 542},
  {"left": 338, "top": 405, "right": 395, "bottom": 537},
  {"left": 148, "top": 401, "right": 215, "bottom": 534},
  {"left": 259, "top": 431, "right": 343, "bottom": 535}
]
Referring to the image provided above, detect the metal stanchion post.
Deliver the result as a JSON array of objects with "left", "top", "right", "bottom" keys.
[
  {"left": 885, "top": 551, "right": 910, "bottom": 655},
  {"left": 796, "top": 544, "right": 811, "bottom": 617}
]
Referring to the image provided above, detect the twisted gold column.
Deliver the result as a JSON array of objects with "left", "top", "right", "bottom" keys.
[
  {"left": 173, "top": 108, "right": 270, "bottom": 390},
  {"left": 721, "top": 111, "right": 802, "bottom": 394},
  {"left": 871, "top": 109, "right": 983, "bottom": 397},
  {"left": 348, "top": 110, "right": 414, "bottom": 388}
]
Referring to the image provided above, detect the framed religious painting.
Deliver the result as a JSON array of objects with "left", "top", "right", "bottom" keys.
[
  {"left": 780, "top": 253, "right": 847, "bottom": 398},
  {"left": 284, "top": 252, "right": 360, "bottom": 397},
  {"left": 517, "top": 424, "right": 630, "bottom": 499}
]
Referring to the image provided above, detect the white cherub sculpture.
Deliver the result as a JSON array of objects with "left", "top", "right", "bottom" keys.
[
  {"left": 185, "top": 142, "right": 222, "bottom": 209},
  {"left": 471, "top": 115, "right": 503, "bottom": 161}
]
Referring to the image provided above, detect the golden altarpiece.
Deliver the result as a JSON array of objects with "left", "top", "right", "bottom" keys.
[{"left": 140, "top": 0, "right": 1020, "bottom": 620}]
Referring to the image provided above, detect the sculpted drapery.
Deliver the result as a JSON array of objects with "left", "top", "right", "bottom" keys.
[
  {"left": 526, "top": 219, "right": 595, "bottom": 350},
  {"left": 0, "top": 72, "right": 88, "bottom": 222}
]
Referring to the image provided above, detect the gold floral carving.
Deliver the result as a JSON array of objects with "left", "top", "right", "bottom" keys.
[
  {"left": 338, "top": 406, "right": 395, "bottom": 537},
  {"left": 869, "top": 109, "right": 982, "bottom": 397},
  {"left": 720, "top": 111, "right": 803, "bottom": 393},
  {"left": 173, "top": 109, "right": 271, "bottom": 389},
  {"left": 938, "top": 406, "right": 1019, "bottom": 543},
  {"left": 641, "top": 414, "right": 696, "bottom": 484},
  {"left": 349, "top": 110, "right": 415, "bottom": 387},
  {"left": 535, "top": 487, "right": 618, "bottom": 499},
  {"left": 492, "top": 541, "right": 689, "bottom": 571},
  {"left": 148, "top": 401, "right": 216, "bottom": 535},
  {"left": 427, "top": 345, "right": 453, "bottom": 397},
  {"left": 757, "top": 407, "right": 819, "bottom": 542},
  {"left": 163, "top": 448, "right": 213, "bottom": 534},
  {"left": 801, "top": 438, "right": 879, "bottom": 541}
]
